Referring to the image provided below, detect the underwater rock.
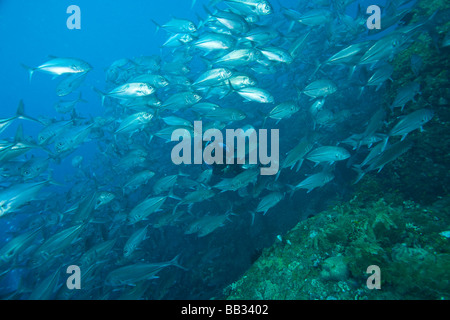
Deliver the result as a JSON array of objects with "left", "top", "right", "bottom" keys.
[{"left": 320, "top": 256, "right": 349, "bottom": 282}]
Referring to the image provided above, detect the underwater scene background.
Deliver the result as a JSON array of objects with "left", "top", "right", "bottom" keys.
[{"left": 0, "top": 0, "right": 449, "bottom": 300}]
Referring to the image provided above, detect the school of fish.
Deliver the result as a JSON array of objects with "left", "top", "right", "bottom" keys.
[{"left": 0, "top": 0, "right": 446, "bottom": 299}]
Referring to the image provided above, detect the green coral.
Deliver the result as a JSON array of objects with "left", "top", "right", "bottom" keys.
[{"left": 226, "top": 194, "right": 450, "bottom": 300}]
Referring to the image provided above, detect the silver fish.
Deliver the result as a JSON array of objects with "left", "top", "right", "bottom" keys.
[
  {"left": 256, "top": 192, "right": 284, "bottom": 215},
  {"left": 115, "top": 112, "right": 153, "bottom": 136},
  {"left": 193, "top": 68, "right": 233, "bottom": 87},
  {"left": 127, "top": 196, "right": 167, "bottom": 224},
  {"left": 95, "top": 83, "right": 155, "bottom": 106},
  {"left": 388, "top": 109, "right": 434, "bottom": 140},
  {"left": 105, "top": 255, "right": 185, "bottom": 286},
  {"left": 291, "top": 171, "right": 335, "bottom": 194},
  {"left": 237, "top": 87, "right": 274, "bottom": 103},
  {"left": 302, "top": 79, "right": 337, "bottom": 99},
  {"left": 123, "top": 226, "right": 148, "bottom": 258},
  {"left": 306, "top": 146, "right": 351, "bottom": 165},
  {"left": 390, "top": 81, "right": 421, "bottom": 111},
  {"left": 0, "top": 179, "right": 53, "bottom": 217},
  {"left": 22, "top": 57, "right": 92, "bottom": 82}
]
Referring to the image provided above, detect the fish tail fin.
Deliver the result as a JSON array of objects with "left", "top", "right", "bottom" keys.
[
  {"left": 295, "top": 86, "right": 303, "bottom": 99},
  {"left": 151, "top": 19, "right": 161, "bottom": 34},
  {"left": 358, "top": 86, "right": 365, "bottom": 99},
  {"left": 275, "top": 169, "right": 281, "bottom": 181},
  {"left": 178, "top": 169, "right": 190, "bottom": 177},
  {"left": 286, "top": 184, "right": 296, "bottom": 199},
  {"left": 172, "top": 203, "right": 180, "bottom": 215},
  {"left": 262, "top": 116, "right": 268, "bottom": 129},
  {"left": 168, "top": 189, "right": 182, "bottom": 201},
  {"left": 202, "top": 4, "right": 213, "bottom": 16},
  {"left": 287, "top": 20, "right": 296, "bottom": 34},
  {"left": 250, "top": 211, "right": 256, "bottom": 226},
  {"left": 223, "top": 80, "right": 236, "bottom": 97},
  {"left": 21, "top": 64, "right": 36, "bottom": 83},
  {"left": 15, "top": 99, "right": 25, "bottom": 118},
  {"left": 77, "top": 92, "right": 88, "bottom": 103},
  {"left": 381, "top": 135, "right": 389, "bottom": 152},
  {"left": 295, "top": 159, "right": 304, "bottom": 172},
  {"left": 170, "top": 254, "right": 188, "bottom": 271},
  {"left": 14, "top": 123, "right": 24, "bottom": 142},
  {"left": 15, "top": 100, "right": 42, "bottom": 124},
  {"left": 92, "top": 87, "right": 106, "bottom": 106},
  {"left": 44, "top": 169, "right": 64, "bottom": 187},
  {"left": 200, "top": 56, "right": 213, "bottom": 70},
  {"left": 352, "top": 165, "right": 365, "bottom": 184},
  {"left": 196, "top": 12, "right": 205, "bottom": 29}
]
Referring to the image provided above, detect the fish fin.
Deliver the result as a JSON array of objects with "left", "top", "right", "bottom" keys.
[
  {"left": 169, "top": 254, "right": 188, "bottom": 271},
  {"left": 178, "top": 169, "right": 190, "bottom": 177},
  {"left": 168, "top": 190, "right": 182, "bottom": 201},
  {"left": 352, "top": 165, "right": 365, "bottom": 184},
  {"left": 288, "top": 20, "right": 295, "bottom": 34},
  {"left": 92, "top": 87, "right": 106, "bottom": 106},
  {"left": 200, "top": 56, "right": 213, "bottom": 69},
  {"left": 172, "top": 203, "right": 180, "bottom": 215},
  {"left": 275, "top": 170, "right": 281, "bottom": 181},
  {"left": 250, "top": 211, "right": 256, "bottom": 226},
  {"left": 202, "top": 4, "right": 213, "bottom": 16},
  {"left": 381, "top": 136, "right": 389, "bottom": 152},
  {"left": 295, "top": 159, "right": 303, "bottom": 172},
  {"left": 262, "top": 116, "right": 268, "bottom": 129},
  {"left": 16, "top": 99, "right": 25, "bottom": 118},
  {"left": 14, "top": 123, "right": 24, "bottom": 142},
  {"left": 286, "top": 184, "right": 296, "bottom": 199},
  {"left": 151, "top": 19, "right": 161, "bottom": 34},
  {"left": 77, "top": 92, "right": 88, "bottom": 103},
  {"left": 358, "top": 86, "right": 365, "bottom": 99},
  {"left": 15, "top": 100, "right": 42, "bottom": 124},
  {"left": 21, "top": 64, "right": 36, "bottom": 83}
]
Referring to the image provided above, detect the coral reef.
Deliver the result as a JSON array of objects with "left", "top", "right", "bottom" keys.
[{"left": 225, "top": 195, "right": 450, "bottom": 300}]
